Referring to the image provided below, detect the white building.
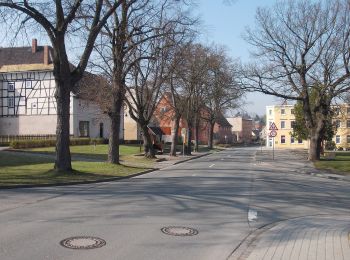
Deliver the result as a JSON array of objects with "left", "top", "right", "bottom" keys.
[{"left": 0, "top": 39, "right": 122, "bottom": 139}]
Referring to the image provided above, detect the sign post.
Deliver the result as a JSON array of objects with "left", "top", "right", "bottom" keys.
[{"left": 269, "top": 122, "right": 278, "bottom": 160}]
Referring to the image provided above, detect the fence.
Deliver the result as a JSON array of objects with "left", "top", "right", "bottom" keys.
[{"left": 0, "top": 135, "right": 57, "bottom": 143}]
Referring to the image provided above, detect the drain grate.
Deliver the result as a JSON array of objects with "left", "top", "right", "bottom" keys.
[
  {"left": 60, "top": 236, "right": 106, "bottom": 249},
  {"left": 161, "top": 226, "right": 198, "bottom": 236}
]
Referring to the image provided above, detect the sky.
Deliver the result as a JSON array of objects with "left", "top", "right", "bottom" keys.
[
  {"left": 196, "top": 0, "right": 282, "bottom": 116},
  {"left": 0, "top": 0, "right": 282, "bottom": 116}
]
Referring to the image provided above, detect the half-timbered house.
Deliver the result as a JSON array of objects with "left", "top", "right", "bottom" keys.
[{"left": 0, "top": 39, "right": 122, "bottom": 139}]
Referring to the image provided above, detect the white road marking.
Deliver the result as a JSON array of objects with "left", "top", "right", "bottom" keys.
[
  {"left": 248, "top": 209, "right": 258, "bottom": 222},
  {"left": 192, "top": 174, "right": 197, "bottom": 176},
  {"left": 209, "top": 164, "right": 215, "bottom": 168}
]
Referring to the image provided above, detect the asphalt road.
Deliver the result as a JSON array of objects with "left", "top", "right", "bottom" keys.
[{"left": 0, "top": 148, "right": 349, "bottom": 260}]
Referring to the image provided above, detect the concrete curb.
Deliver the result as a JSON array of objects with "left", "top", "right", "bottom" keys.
[
  {"left": 0, "top": 152, "right": 212, "bottom": 190},
  {"left": 227, "top": 222, "right": 280, "bottom": 260},
  {"left": 0, "top": 168, "right": 158, "bottom": 190},
  {"left": 302, "top": 170, "right": 350, "bottom": 182},
  {"left": 173, "top": 152, "right": 211, "bottom": 165}
]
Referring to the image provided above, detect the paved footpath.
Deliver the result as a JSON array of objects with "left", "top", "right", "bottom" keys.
[
  {"left": 233, "top": 215, "right": 350, "bottom": 260},
  {"left": 230, "top": 148, "right": 350, "bottom": 260}
]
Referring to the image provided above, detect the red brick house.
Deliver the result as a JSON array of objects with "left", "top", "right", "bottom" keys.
[{"left": 152, "top": 94, "right": 233, "bottom": 144}]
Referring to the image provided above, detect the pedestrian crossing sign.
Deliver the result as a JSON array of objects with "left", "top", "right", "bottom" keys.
[{"left": 269, "top": 122, "right": 278, "bottom": 131}]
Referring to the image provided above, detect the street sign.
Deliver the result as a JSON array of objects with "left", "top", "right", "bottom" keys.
[
  {"left": 269, "top": 130, "right": 277, "bottom": 137},
  {"left": 269, "top": 122, "right": 278, "bottom": 131}
]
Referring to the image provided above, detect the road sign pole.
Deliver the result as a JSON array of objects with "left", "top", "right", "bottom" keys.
[{"left": 273, "top": 137, "right": 275, "bottom": 160}]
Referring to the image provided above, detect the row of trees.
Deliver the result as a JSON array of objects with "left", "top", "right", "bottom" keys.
[{"left": 0, "top": 0, "right": 243, "bottom": 171}]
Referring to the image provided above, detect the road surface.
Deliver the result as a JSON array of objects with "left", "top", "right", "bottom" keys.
[{"left": 0, "top": 148, "right": 349, "bottom": 260}]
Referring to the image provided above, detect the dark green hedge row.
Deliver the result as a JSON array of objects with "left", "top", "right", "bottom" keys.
[{"left": 10, "top": 138, "right": 107, "bottom": 149}]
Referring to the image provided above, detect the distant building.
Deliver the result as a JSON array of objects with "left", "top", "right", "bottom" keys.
[
  {"left": 152, "top": 93, "right": 233, "bottom": 144},
  {"left": 226, "top": 116, "right": 253, "bottom": 144},
  {"left": 266, "top": 104, "right": 350, "bottom": 150},
  {"left": 266, "top": 105, "right": 307, "bottom": 149}
]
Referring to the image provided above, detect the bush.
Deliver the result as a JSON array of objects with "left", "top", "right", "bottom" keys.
[
  {"left": 10, "top": 139, "right": 56, "bottom": 149},
  {"left": 325, "top": 141, "right": 336, "bottom": 151},
  {"left": 337, "top": 146, "right": 344, "bottom": 151},
  {"left": 0, "top": 142, "right": 10, "bottom": 147},
  {"left": 10, "top": 138, "right": 108, "bottom": 149}
]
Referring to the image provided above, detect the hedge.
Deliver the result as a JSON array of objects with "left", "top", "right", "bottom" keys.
[{"left": 10, "top": 138, "right": 107, "bottom": 149}]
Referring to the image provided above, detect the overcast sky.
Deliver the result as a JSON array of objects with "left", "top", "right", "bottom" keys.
[{"left": 196, "top": 0, "right": 284, "bottom": 116}]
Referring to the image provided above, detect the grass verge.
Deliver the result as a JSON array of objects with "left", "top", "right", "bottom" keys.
[
  {"left": 314, "top": 151, "right": 350, "bottom": 175},
  {"left": 0, "top": 151, "right": 149, "bottom": 187}
]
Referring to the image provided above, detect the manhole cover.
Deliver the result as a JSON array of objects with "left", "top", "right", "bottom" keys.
[
  {"left": 60, "top": 236, "right": 106, "bottom": 249},
  {"left": 161, "top": 226, "right": 198, "bottom": 236}
]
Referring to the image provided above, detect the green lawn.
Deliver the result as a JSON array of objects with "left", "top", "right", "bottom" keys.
[
  {"left": 0, "top": 150, "right": 150, "bottom": 187},
  {"left": 314, "top": 152, "right": 350, "bottom": 175}
]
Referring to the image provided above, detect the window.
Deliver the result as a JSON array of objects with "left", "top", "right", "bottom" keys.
[
  {"left": 347, "top": 135, "right": 350, "bottom": 143},
  {"left": 281, "top": 135, "right": 286, "bottom": 144},
  {"left": 335, "top": 120, "right": 341, "bottom": 128},
  {"left": 25, "top": 81, "right": 32, "bottom": 88},
  {"left": 347, "top": 107, "right": 350, "bottom": 114},
  {"left": 281, "top": 121, "right": 285, "bottom": 129},
  {"left": 79, "top": 121, "right": 90, "bottom": 137},
  {"left": 347, "top": 120, "right": 350, "bottom": 128},
  {"left": 8, "top": 82, "right": 14, "bottom": 91},
  {"left": 269, "top": 109, "right": 272, "bottom": 115},
  {"left": 298, "top": 138, "right": 303, "bottom": 144},
  {"left": 291, "top": 109, "right": 295, "bottom": 114},
  {"left": 291, "top": 121, "right": 296, "bottom": 129},
  {"left": 281, "top": 108, "right": 285, "bottom": 115},
  {"left": 336, "top": 135, "right": 340, "bottom": 144},
  {"left": 8, "top": 97, "right": 14, "bottom": 108},
  {"left": 291, "top": 136, "right": 295, "bottom": 144}
]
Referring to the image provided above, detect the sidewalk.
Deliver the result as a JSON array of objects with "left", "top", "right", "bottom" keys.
[
  {"left": 231, "top": 215, "right": 350, "bottom": 260},
  {"left": 255, "top": 148, "right": 350, "bottom": 182}
]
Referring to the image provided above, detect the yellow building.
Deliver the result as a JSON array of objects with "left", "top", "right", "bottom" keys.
[
  {"left": 266, "top": 104, "right": 350, "bottom": 150},
  {"left": 266, "top": 105, "right": 309, "bottom": 149},
  {"left": 332, "top": 105, "right": 350, "bottom": 150}
]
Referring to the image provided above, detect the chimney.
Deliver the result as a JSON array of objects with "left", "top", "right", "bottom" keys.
[
  {"left": 44, "top": 46, "right": 49, "bottom": 65},
  {"left": 32, "top": 39, "right": 37, "bottom": 53}
]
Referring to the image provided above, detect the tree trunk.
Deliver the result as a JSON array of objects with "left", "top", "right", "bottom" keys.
[
  {"left": 54, "top": 83, "right": 72, "bottom": 172},
  {"left": 108, "top": 99, "right": 122, "bottom": 164},
  {"left": 170, "top": 114, "right": 180, "bottom": 156},
  {"left": 194, "top": 119, "right": 199, "bottom": 152},
  {"left": 142, "top": 125, "right": 156, "bottom": 158},
  {"left": 185, "top": 126, "right": 192, "bottom": 155},
  {"left": 208, "top": 122, "right": 215, "bottom": 149},
  {"left": 308, "top": 130, "right": 322, "bottom": 161}
]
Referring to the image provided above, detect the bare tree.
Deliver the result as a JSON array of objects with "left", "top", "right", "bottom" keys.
[
  {"left": 202, "top": 46, "right": 243, "bottom": 149},
  {"left": 0, "top": 1, "right": 122, "bottom": 171},
  {"left": 175, "top": 43, "right": 208, "bottom": 154},
  {"left": 86, "top": 0, "right": 195, "bottom": 161},
  {"left": 240, "top": 0, "right": 350, "bottom": 161}
]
